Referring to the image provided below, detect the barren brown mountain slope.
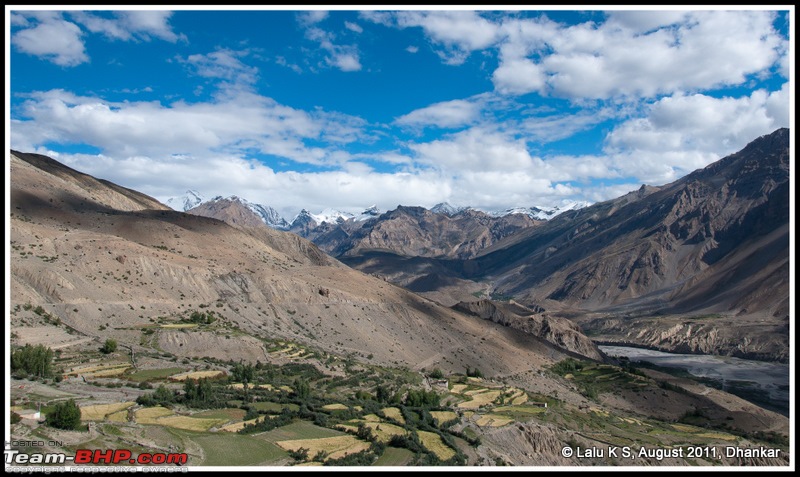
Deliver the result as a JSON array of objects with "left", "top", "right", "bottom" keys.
[
  {"left": 8, "top": 151, "right": 790, "bottom": 467},
  {"left": 10, "top": 150, "right": 594, "bottom": 377},
  {"left": 340, "top": 130, "right": 789, "bottom": 361}
]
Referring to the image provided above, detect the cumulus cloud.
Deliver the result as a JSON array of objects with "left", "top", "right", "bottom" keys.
[
  {"left": 492, "top": 58, "right": 545, "bottom": 95},
  {"left": 395, "top": 99, "right": 479, "bottom": 129},
  {"left": 303, "top": 26, "right": 362, "bottom": 72},
  {"left": 605, "top": 85, "right": 790, "bottom": 183},
  {"left": 366, "top": 10, "right": 786, "bottom": 100},
  {"left": 495, "top": 10, "right": 785, "bottom": 99},
  {"left": 364, "top": 11, "right": 500, "bottom": 65},
  {"left": 10, "top": 89, "right": 367, "bottom": 166},
  {"left": 12, "top": 14, "right": 88, "bottom": 66},
  {"left": 11, "top": 10, "right": 185, "bottom": 67},
  {"left": 409, "top": 127, "right": 542, "bottom": 172},
  {"left": 70, "top": 10, "right": 185, "bottom": 42}
]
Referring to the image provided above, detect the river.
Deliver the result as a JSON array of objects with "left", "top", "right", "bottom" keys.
[{"left": 599, "top": 345, "right": 790, "bottom": 416}]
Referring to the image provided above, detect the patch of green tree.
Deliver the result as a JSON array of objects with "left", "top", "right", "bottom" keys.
[
  {"left": 11, "top": 344, "right": 54, "bottom": 378},
  {"left": 46, "top": 399, "right": 82, "bottom": 430}
]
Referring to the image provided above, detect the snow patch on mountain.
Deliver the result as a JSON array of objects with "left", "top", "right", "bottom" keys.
[
  {"left": 166, "top": 190, "right": 204, "bottom": 211},
  {"left": 430, "top": 202, "right": 465, "bottom": 216},
  {"left": 490, "top": 200, "right": 592, "bottom": 220}
]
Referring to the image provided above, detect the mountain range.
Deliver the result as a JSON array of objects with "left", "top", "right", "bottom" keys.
[
  {"left": 7, "top": 129, "right": 791, "bottom": 466},
  {"left": 172, "top": 128, "right": 790, "bottom": 362},
  {"left": 9, "top": 149, "right": 603, "bottom": 375}
]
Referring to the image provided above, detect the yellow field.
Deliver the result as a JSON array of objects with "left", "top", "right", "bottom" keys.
[
  {"left": 228, "top": 383, "right": 274, "bottom": 390},
  {"left": 696, "top": 432, "right": 737, "bottom": 441},
  {"left": 620, "top": 417, "right": 648, "bottom": 426},
  {"left": 363, "top": 422, "right": 406, "bottom": 443},
  {"left": 510, "top": 394, "right": 529, "bottom": 405},
  {"left": 417, "top": 431, "right": 456, "bottom": 461},
  {"left": 160, "top": 323, "right": 198, "bottom": 329},
  {"left": 321, "top": 403, "right": 348, "bottom": 411},
  {"left": 671, "top": 423, "right": 703, "bottom": 433},
  {"left": 381, "top": 407, "right": 405, "bottom": 423},
  {"left": 457, "top": 390, "right": 501, "bottom": 409},
  {"left": 276, "top": 436, "right": 370, "bottom": 461},
  {"left": 135, "top": 406, "right": 174, "bottom": 424},
  {"left": 80, "top": 402, "right": 135, "bottom": 421},
  {"left": 337, "top": 417, "right": 407, "bottom": 443},
  {"left": 449, "top": 384, "right": 468, "bottom": 394},
  {"left": 218, "top": 417, "right": 264, "bottom": 433},
  {"left": 279, "top": 385, "right": 294, "bottom": 393},
  {"left": 170, "top": 370, "right": 225, "bottom": 381},
  {"left": 157, "top": 415, "right": 226, "bottom": 431},
  {"left": 464, "top": 387, "right": 488, "bottom": 396},
  {"left": 68, "top": 363, "right": 129, "bottom": 377},
  {"left": 429, "top": 411, "right": 458, "bottom": 425},
  {"left": 474, "top": 414, "right": 513, "bottom": 427},
  {"left": 106, "top": 410, "right": 129, "bottom": 423}
]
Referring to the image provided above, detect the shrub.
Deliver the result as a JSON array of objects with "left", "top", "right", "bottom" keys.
[{"left": 101, "top": 339, "right": 118, "bottom": 354}]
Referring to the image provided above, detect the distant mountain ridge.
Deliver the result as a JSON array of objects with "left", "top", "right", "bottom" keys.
[{"left": 164, "top": 193, "right": 589, "bottom": 230}]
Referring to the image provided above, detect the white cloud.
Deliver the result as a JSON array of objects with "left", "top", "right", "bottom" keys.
[
  {"left": 12, "top": 15, "right": 88, "bottom": 66},
  {"left": 364, "top": 11, "right": 500, "bottom": 65},
  {"left": 70, "top": 11, "right": 185, "bottom": 43},
  {"left": 491, "top": 10, "right": 786, "bottom": 99},
  {"left": 409, "top": 127, "right": 542, "bottom": 172},
  {"left": 328, "top": 53, "right": 362, "bottom": 72},
  {"left": 605, "top": 86, "right": 790, "bottom": 183},
  {"left": 365, "top": 10, "right": 786, "bottom": 100},
  {"left": 297, "top": 10, "right": 329, "bottom": 26},
  {"left": 604, "top": 10, "right": 689, "bottom": 33},
  {"left": 11, "top": 10, "right": 185, "bottom": 67},
  {"left": 518, "top": 108, "right": 613, "bottom": 143},
  {"left": 304, "top": 26, "right": 362, "bottom": 72},
  {"left": 395, "top": 11, "right": 500, "bottom": 51},
  {"left": 406, "top": 46, "right": 418, "bottom": 54},
  {"left": 396, "top": 99, "right": 479, "bottom": 129},
  {"left": 344, "top": 21, "right": 362, "bottom": 33},
  {"left": 181, "top": 49, "right": 259, "bottom": 86},
  {"left": 492, "top": 58, "right": 545, "bottom": 95},
  {"left": 11, "top": 89, "right": 368, "bottom": 166}
]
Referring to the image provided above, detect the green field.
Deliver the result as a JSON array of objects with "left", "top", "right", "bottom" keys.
[
  {"left": 373, "top": 447, "right": 414, "bottom": 466},
  {"left": 125, "top": 367, "right": 185, "bottom": 382},
  {"left": 259, "top": 420, "right": 346, "bottom": 443},
  {"left": 192, "top": 433, "right": 287, "bottom": 466}
]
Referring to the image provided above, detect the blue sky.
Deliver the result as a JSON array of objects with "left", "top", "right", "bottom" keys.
[{"left": 6, "top": 7, "right": 792, "bottom": 219}]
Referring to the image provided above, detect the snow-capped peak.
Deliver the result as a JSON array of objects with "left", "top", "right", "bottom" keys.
[
  {"left": 166, "top": 190, "right": 204, "bottom": 211},
  {"left": 312, "top": 208, "right": 354, "bottom": 225},
  {"left": 491, "top": 200, "right": 592, "bottom": 220},
  {"left": 355, "top": 205, "right": 381, "bottom": 222},
  {"left": 242, "top": 199, "right": 289, "bottom": 230},
  {"left": 208, "top": 195, "right": 289, "bottom": 229},
  {"left": 430, "top": 202, "right": 463, "bottom": 216}
]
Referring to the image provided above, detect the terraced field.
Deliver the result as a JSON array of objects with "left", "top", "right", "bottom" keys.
[
  {"left": 417, "top": 431, "right": 456, "bottom": 461},
  {"left": 80, "top": 401, "right": 135, "bottom": 421},
  {"left": 276, "top": 435, "right": 371, "bottom": 462}
]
